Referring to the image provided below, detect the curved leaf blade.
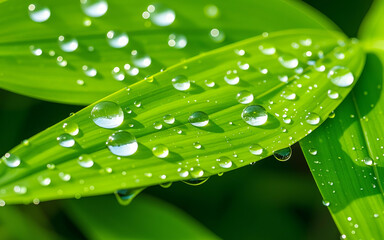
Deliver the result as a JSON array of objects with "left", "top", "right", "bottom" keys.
[
  {"left": 0, "top": 29, "right": 365, "bottom": 204},
  {"left": 0, "top": 0, "right": 338, "bottom": 105}
]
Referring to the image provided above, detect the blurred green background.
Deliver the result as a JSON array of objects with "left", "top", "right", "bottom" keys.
[{"left": 0, "top": 0, "right": 373, "bottom": 239}]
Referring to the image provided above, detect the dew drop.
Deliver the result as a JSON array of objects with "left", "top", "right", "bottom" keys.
[
  {"left": 1, "top": 153, "right": 21, "bottom": 168},
  {"left": 57, "top": 133, "right": 75, "bottom": 148},
  {"left": 132, "top": 51, "right": 151, "bottom": 68},
  {"left": 57, "top": 56, "right": 68, "bottom": 67},
  {"left": 224, "top": 70, "right": 240, "bottom": 85},
  {"left": 322, "top": 200, "right": 330, "bottom": 207},
  {"left": 278, "top": 75, "right": 289, "bottom": 83},
  {"left": 258, "top": 44, "right": 276, "bottom": 55},
  {"left": 210, "top": 28, "right": 225, "bottom": 43},
  {"left": 78, "top": 154, "right": 94, "bottom": 168},
  {"left": 205, "top": 79, "right": 215, "bottom": 87},
  {"left": 216, "top": 156, "right": 232, "bottom": 168},
  {"left": 328, "top": 66, "right": 354, "bottom": 87},
  {"left": 281, "top": 90, "right": 297, "bottom": 100},
  {"left": 236, "top": 90, "right": 254, "bottom": 104},
  {"left": 305, "top": 112, "right": 320, "bottom": 125},
  {"left": 124, "top": 64, "right": 139, "bottom": 76},
  {"left": 153, "top": 121, "right": 163, "bottom": 130},
  {"left": 112, "top": 67, "right": 125, "bottom": 81},
  {"left": 190, "top": 167, "right": 204, "bottom": 178},
  {"left": 178, "top": 167, "right": 189, "bottom": 178},
  {"left": 148, "top": 4, "right": 175, "bottom": 27},
  {"left": 172, "top": 75, "right": 190, "bottom": 91},
  {"left": 193, "top": 142, "right": 202, "bottom": 149},
  {"left": 28, "top": 4, "right": 51, "bottom": 22},
  {"left": 273, "top": 147, "right": 292, "bottom": 161},
  {"left": 327, "top": 89, "right": 340, "bottom": 99},
  {"left": 14, "top": 185, "right": 27, "bottom": 195},
  {"left": 80, "top": 0, "right": 108, "bottom": 18},
  {"left": 168, "top": 33, "right": 187, "bottom": 49},
  {"left": 91, "top": 101, "right": 124, "bottom": 129},
  {"left": 309, "top": 148, "right": 318, "bottom": 155},
  {"left": 328, "top": 111, "right": 336, "bottom": 119},
  {"left": 241, "top": 105, "right": 268, "bottom": 126},
  {"left": 163, "top": 114, "right": 175, "bottom": 124},
  {"left": 107, "top": 30, "right": 129, "bottom": 48},
  {"left": 249, "top": 144, "right": 263, "bottom": 156},
  {"left": 204, "top": 4, "right": 219, "bottom": 18},
  {"left": 115, "top": 188, "right": 144, "bottom": 206},
  {"left": 283, "top": 117, "right": 292, "bottom": 124},
  {"left": 82, "top": 65, "right": 98, "bottom": 77},
  {"left": 189, "top": 111, "right": 209, "bottom": 127},
  {"left": 237, "top": 61, "right": 250, "bottom": 70},
  {"left": 278, "top": 55, "right": 299, "bottom": 69},
  {"left": 58, "top": 36, "right": 78, "bottom": 52},
  {"left": 106, "top": 130, "right": 138, "bottom": 156},
  {"left": 152, "top": 144, "right": 169, "bottom": 158},
  {"left": 364, "top": 157, "right": 373, "bottom": 166},
  {"left": 38, "top": 176, "right": 51, "bottom": 186},
  {"left": 63, "top": 122, "right": 79, "bottom": 136},
  {"left": 30, "top": 45, "right": 42, "bottom": 56}
]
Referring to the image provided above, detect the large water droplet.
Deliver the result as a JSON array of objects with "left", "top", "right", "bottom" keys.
[
  {"left": 115, "top": 188, "right": 144, "bottom": 206},
  {"left": 57, "top": 133, "right": 75, "bottom": 148},
  {"left": 78, "top": 154, "right": 94, "bottom": 168},
  {"left": 273, "top": 147, "right": 292, "bottom": 161},
  {"left": 224, "top": 70, "right": 240, "bottom": 85},
  {"left": 58, "top": 36, "right": 78, "bottom": 52},
  {"left": 107, "top": 31, "right": 129, "bottom": 48},
  {"left": 278, "top": 55, "right": 299, "bottom": 69},
  {"left": 80, "top": 0, "right": 108, "bottom": 18},
  {"left": 189, "top": 111, "right": 209, "bottom": 127},
  {"left": 63, "top": 122, "right": 79, "bottom": 136},
  {"left": 172, "top": 75, "right": 190, "bottom": 91},
  {"left": 28, "top": 4, "right": 51, "bottom": 22},
  {"left": 241, "top": 105, "right": 268, "bottom": 126},
  {"left": 106, "top": 130, "right": 138, "bottom": 156},
  {"left": 305, "top": 112, "right": 320, "bottom": 125},
  {"left": 148, "top": 4, "right": 175, "bottom": 26},
  {"left": 91, "top": 101, "right": 124, "bottom": 129},
  {"left": 249, "top": 144, "right": 263, "bottom": 156},
  {"left": 152, "top": 144, "right": 169, "bottom": 158},
  {"left": 327, "top": 66, "right": 354, "bottom": 87},
  {"left": 364, "top": 157, "right": 373, "bottom": 166},
  {"left": 236, "top": 90, "right": 254, "bottom": 104},
  {"left": 168, "top": 33, "right": 187, "bottom": 49},
  {"left": 131, "top": 51, "right": 151, "bottom": 68},
  {"left": 1, "top": 153, "right": 21, "bottom": 168},
  {"left": 216, "top": 156, "right": 232, "bottom": 168}
]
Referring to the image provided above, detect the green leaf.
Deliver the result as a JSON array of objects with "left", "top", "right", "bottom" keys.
[
  {"left": 0, "top": 0, "right": 337, "bottom": 105},
  {"left": 0, "top": 29, "right": 365, "bottom": 204},
  {"left": 300, "top": 51, "right": 384, "bottom": 239},
  {"left": 66, "top": 194, "right": 219, "bottom": 240},
  {"left": 359, "top": 0, "right": 384, "bottom": 49}
]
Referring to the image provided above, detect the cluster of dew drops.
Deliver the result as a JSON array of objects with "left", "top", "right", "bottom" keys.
[{"left": 0, "top": 0, "right": 357, "bottom": 206}]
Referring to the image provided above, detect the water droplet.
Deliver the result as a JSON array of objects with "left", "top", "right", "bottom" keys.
[
  {"left": 249, "top": 144, "right": 263, "bottom": 155},
  {"left": 28, "top": 4, "right": 50, "bottom": 22},
  {"left": 63, "top": 122, "right": 79, "bottom": 136},
  {"left": 80, "top": 0, "right": 108, "bottom": 17},
  {"left": 309, "top": 148, "right": 318, "bottom": 155},
  {"left": 281, "top": 90, "right": 296, "bottom": 100},
  {"left": 204, "top": 4, "right": 219, "bottom": 18},
  {"left": 56, "top": 56, "right": 68, "bottom": 67},
  {"left": 38, "top": 176, "right": 51, "bottom": 186},
  {"left": 14, "top": 185, "right": 27, "bottom": 195},
  {"left": 193, "top": 142, "right": 202, "bottom": 149},
  {"left": 258, "top": 44, "right": 276, "bottom": 55},
  {"left": 163, "top": 114, "right": 175, "bottom": 124},
  {"left": 106, "top": 130, "right": 138, "bottom": 156},
  {"left": 124, "top": 64, "right": 139, "bottom": 76},
  {"left": 153, "top": 121, "right": 163, "bottom": 130},
  {"left": 283, "top": 117, "right": 292, "bottom": 124},
  {"left": 78, "top": 154, "right": 94, "bottom": 168},
  {"left": 172, "top": 75, "right": 190, "bottom": 91},
  {"left": 273, "top": 147, "right": 292, "bottom": 161},
  {"left": 278, "top": 75, "right": 289, "bottom": 83},
  {"left": 205, "top": 79, "right": 215, "bottom": 87},
  {"left": 57, "top": 133, "right": 75, "bottom": 148},
  {"left": 327, "top": 89, "right": 339, "bottom": 99},
  {"left": 209, "top": 28, "right": 225, "bottom": 43},
  {"left": 328, "top": 66, "right": 354, "bottom": 87},
  {"left": 237, "top": 61, "right": 250, "bottom": 70},
  {"left": 112, "top": 67, "right": 125, "bottom": 81},
  {"left": 58, "top": 36, "right": 78, "bottom": 52},
  {"left": 152, "top": 144, "right": 169, "bottom": 158},
  {"left": 236, "top": 90, "right": 254, "bottom": 104},
  {"left": 115, "top": 188, "right": 144, "bottom": 205},
  {"left": 305, "top": 112, "right": 320, "bottom": 125},
  {"left": 278, "top": 55, "right": 299, "bottom": 69},
  {"left": 82, "top": 65, "right": 97, "bottom": 77},
  {"left": 216, "top": 156, "right": 232, "bottom": 168},
  {"left": 30, "top": 45, "right": 42, "bottom": 56},
  {"left": 182, "top": 177, "right": 209, "bottom": 186},
  {"left": 241, "top": 105, "right": 268, "bottom": 126},
  {"left": 190, "top": 167, "right": 204, "bottom": 178},
  {"left": 148, "top": 4, "right": 175, "bottom": 27},
  {"left": 107, "top": 30, "right": 129, "bottom": 48},
  {"left": 134, "top": 101, "right": 142, "bottom": 108},
  {"left": 1, "top": 153, "right": 21, "bottom": 168},
  {"left": 224, "top": 70, "right": 240, "bottom": 85},
  {"left": 189, "top": 111, "right": 209, "bottom": 127},
  {"left": 322, "top": 200, "right": 330, "bottom": 207},
  {"left": 328, "top": 111, "right": 336, "bottom": 119},
  {"left": 91, "top": 101, "right": 124, "bottom": 129},
  {"left": 132, "top": 51, "right": 151, "bottom": 68},
  {"left": 160, "top": 182, "right": 172, "bottom": 188},
  {"left": 168, "top": 33, "right": 187, "bottom": 49},
  {"left": 178, "top": 167, "right": 189, "bottom": 178},
  {"left": 364, "top": 157, "right": 373, "bottom": 166}
]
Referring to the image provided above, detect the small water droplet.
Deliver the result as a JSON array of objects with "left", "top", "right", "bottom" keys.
[
  {"left": 78, "top": 154, "right": 94, "bottom": 168},
  {"left": 327, "top": 89, "right": 339, "bottom": 99},
  {"left": 106, "top": 130, "right": 138, "bottom": 156},
  {"left": 147, "top": 4, "right": 175, "bottom": 26},
  {"left": 115, "top": 188, "right": 144, "bottom": 205},
  {"left": 283, "top": 117, "right": 292, "bottom": 124},
  {"left": 30, "top": 45, "right": 42, "bottom": 56},
  {"left": 28, "top": 4, "right": 50, "bottom": 22},
  {"left": 249, "top": 144, "right": 263, "bottom": 156},
  {"left": 193, "top": 142, "right": 202, "bottom": 149},
  {"left": 124, "top": 64, "right": 139, "bottom": 76},
  {"left": 80, "top": 0, "right": 108, "bottom": 17},
  {"left": 82, "top": 65, "right": 98, "bottom": 77},
  {"left": 224, "top": 70, "right": 240, "bottom": 85},
  {"left": 258, "top": 44, "right": 276, "bottom": 55},
  {"left": 205, "top": 79, "right": 215, "bottom": 87},
  {"left": 160, "top": 182, "right": 172, "bottom": 188},
  {"left": 209, "top": 28, "right": 225, "bottom": 43},
  {"left": 63, "top": 122, "right": 79, "bottom": 136},
  {"left": 172, "top": 75, "right": 190, "bottom": 91},
  {"left": 309, "top": 148, "right": 318, "bottom": 155},
  {"left": 163, "top": 114, "right": 175, "bottom": 124},
  {"left": 364, "top": 157, "right": 373, "bottom": 166},
  {"left": 178, "top": 167, "right": 189, "bottom": 178},
  {"left": 241, "top": 105, "right": 268, "bottom": 126},
  {"left": 153, "top": 121, "right": 163, "bottom": 130},
  {"left": 278, "top": 55, "right": 299, "bottom": 69},
  {"left": 132, "top": 51, "right": 151, "bottom": 68},
  {"left": 57, "top": 133, "right": 75, "bottom": 148},
  {"left": 328, "top": 66, "right": 354, "bottom": 87},
  {"left": 216, "top": 156, "right": 232, "bottom": 168},
  {"left": 190, "top": 167, "right": 204, "bottom": 178},
  {"left": 329, "top": 111, "right": 336, "bottom": 119},
  {"left": 273, "top": 147, "right": 292, "bottom": 161},
  {"left": 322, "top": 200, "right": 330, "bottom": 207},
  {"left": 278, "top": 75, "right": 289, "bottom": 83},
  {"left": 91, "top": 101, "right": 124, "bottom": 129},
  {"left": 305, "top": 112, "right": 320, "bottom": 125},
  {"left": 236, "top": 90, "right": 254, "bottom": 104},
  {"left": 168, "top": 33, "right": 187, "bottom": 49},
  {"left": 111, "top": 67, "right": 125, "bottom": 81},
  {"left": 14, "top": 185, "right": 27, "bottom": 195},
  {"left": 237, "top": 61, "right": 249, "bottom": 70},
  {"left": 281, "top": 90, "right": 297, "bottom": 100},
  {"left": 38, "top": 176, "right": 51, "bottom": 186},
  {"left": 1, "top": 153, "right": 21, "bottom": 168},
  {"left": 58, "top": 35, "right": 78, "bottom": 52},
  {"left": 152, "top": 144, "right": 169, "bottom": 158},
  {"left": 107, "top": 30, "right": 129, "bottom": 48},
  {"left": 189, "top": 111, "right": 209, "bottom": 127},
  {"left": 204, "top": 4, "right": 219, "bottom": 18}
]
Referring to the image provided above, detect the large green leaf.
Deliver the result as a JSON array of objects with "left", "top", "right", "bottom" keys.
[
  {"left": 359, "top": 0, "right": 384, "bottom": 49},
  {"left": 66, "top": 195, "right": 218, "bottom": 240},
  {"left": 0, "top": 29, "right": 365, "bottom": 204},
  {"left": 0, "top": 0, "right": 337, "bottom": 105}
]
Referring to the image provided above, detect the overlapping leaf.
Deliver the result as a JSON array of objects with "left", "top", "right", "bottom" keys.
[
  {"left": 0, "top": 29, "right": 365, "bottom": 204},
  {"left": 0, "top": 0, "right": 337, "bottom": 105}
]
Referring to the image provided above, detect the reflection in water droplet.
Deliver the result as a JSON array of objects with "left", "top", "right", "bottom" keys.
[
  {"left": 249, "top": 144, "right": 263, "bottom": 156},
  {"left": 163, "top": 114, "right": 175, "bottom": 124},
  {"left": 78, "top": 154, "right": 94, "bottom": 168},
  {"left": 172, "top": 75, "right": 190, "bottom": 91},
  {"left": 278, "top": 55, "right": 299, "bottom": 69},
  {"left": 241, "top": 105, "right": 268, "bottom": 126},
  {"left": 258, "top": 44, "right": 276, "bottom": 55},
  {"left": 57, "top": 133, "right": 75, "bottom": 148},
  {"left": 63, "top": 122, "right": 79, "bottom": 136},
  {"left": 205, "top": 79, "right": 215, "bottom": 87},
  {"left": 193, "top": 142, "right": 202, "bottom": 149},
  {"left": 322, "top": 200, "right": 330, "bottom": 207},
  {"left": 115, "top": 188, "right": 144, "bottom": 206},
  {"left": 148, "top": 4, "right": 175, "bottom": 26},
  {"left": 217, "top": 156, "right": 232, "bottom": 168},
  {"left": 106, "top": 130, "right": 138, "bottom": 156},
  {"left": 328, "top": 111, "right": 336, "bottom": 119},
  {"left": 189, "top": 111, "right": 209, "bottom": 127},
  {"left": 14, "top": 185, "right": 27, "bottom": 195},
  {"left": 38, "top": 176, "right": 51, "bottom": 186},
  {"left": 224, "top": 70, "right": 240, "bottom": 85},
  {"left": 364, "top": 157, "right": 373, "bottom": 166},
  {"left": 57, "top": 56, "right": 68, "bottom": 67},
  {"left": 152, "top": 144, "right": 169, "bottom": 158},
  {"left": 91, "top": 101, "right": 124, "bottom": 129},
  {"left": 273, "top": 147, "right": 292, "bottom": 161},
  {"left": 168, "top": 34, "right": 187, "bottom": 49},
  {"left": 124, "top": 64, "right": 139, "bottom": 76},
  {"left": 309, "top": 148, "right": 318, "bottom": 155},
  {"left": 28, "top": 4, "right": 51, "bottom": 22},
  {"left": 1, "top": 153, "right": 21, "bottom": 168},
  {"left": 83, "top": 65, "right": 98, "bottom": 77},
  {"left": 278, "top": 75, "right": 289, "bottom": 83},
  {"left": 281, "top": 90, "right": 296, "bottom": 100},
  {"left": 30, "top": 45, "right": 42, "bottom": 56},
  {"left": 210, "top": 28, "right": 225, "bottom": 43},
  {"left": 305, "top": 112, "right": 320, "bottom": 125},
  {"left": 58, "top": 36, "right": 78, "bottom": 52},
  {"left": 107, "top": 30, "right": 129, "bottom": 48},
  {"left": 80, "top": 0, "right": 108, "bottom": 18},
  {"left": 328, "top": 66, "right": 354, "bottom": 87},
  {"left": 327, "top": 89, "right": 339, "bottom": 99},
  {"left": 153, "top": 121, "right": 163, "bottom": 130},
  {"left": 236, "top": 90, "right": 254, "bottom": 104}
]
